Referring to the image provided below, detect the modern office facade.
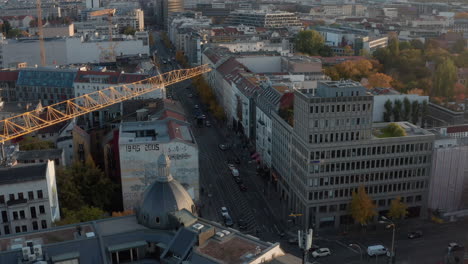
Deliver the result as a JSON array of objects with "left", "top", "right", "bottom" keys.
[
  {"left": 155, "top": 0, "right": 184, "bottom": 30},
  {"left": 226, "top": 10, "right": 301, "bottom": 29},
  {"left": 273, "top": 81, "right": 435, "bottom": 229}
]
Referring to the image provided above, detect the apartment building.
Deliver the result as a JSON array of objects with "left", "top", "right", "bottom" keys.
[
  {"left": 226, "top": 10, "right": 302, "bottom": 29},
  {"left": 272, "top": 80, "right": 435, "bottom": 229},
  {"left": 0, "top": 161, "right": 60, "bottom": 236}
]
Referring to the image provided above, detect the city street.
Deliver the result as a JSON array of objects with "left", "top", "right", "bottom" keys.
[{"left": 152, "top": 32, "right": 468, "bottom": 264}]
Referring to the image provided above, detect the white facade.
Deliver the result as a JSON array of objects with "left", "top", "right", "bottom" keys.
[
  {"left": 0, "top": 36, "right": 150, "bottom": 67},
  {"left": 118, "top": 120, "right": 199, "bottom": 211},
  {"left": 372, "top": 94, "right": 429, "bottom": 122},
  {"left": 255, "top": 106, "right": 272, "bottom": 167},
  {"left": 232, "top": 83, "right": 252, "bottom": 138},
  {"left": 218, "top": 41, "right": 290, "bottom": 56},
  {"left": 0, "top": 161, "right": 60, "bottom": 236}
]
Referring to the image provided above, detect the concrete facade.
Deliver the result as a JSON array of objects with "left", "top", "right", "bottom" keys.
[
  {"left": 0, "top": 161, "right": 60, "bottom": 237},
  {"left": 272, "top": 81, "right": 435, "bottom": 229}
]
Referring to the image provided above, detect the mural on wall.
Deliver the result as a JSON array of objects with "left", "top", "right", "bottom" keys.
[{"left": 120, "top": 142, "right": 199, "bottom": 210}]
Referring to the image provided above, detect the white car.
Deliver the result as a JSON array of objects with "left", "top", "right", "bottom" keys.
[
  {"left": 221, "top": 207, "right": 228, "bottom": 216},
  {"left": 312, "top": 248, "right": 331, "bottom": 258}
]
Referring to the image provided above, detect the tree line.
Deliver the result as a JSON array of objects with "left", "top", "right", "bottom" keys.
[{"left": 383, "top": 98, "right": 428, "bottom": 126}]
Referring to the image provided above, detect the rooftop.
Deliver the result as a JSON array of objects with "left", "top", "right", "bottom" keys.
[
  {"left": 0, "top": 163, "right": 48, "bottom": 185},
  {"left": 372, "top": 122, "right": 434, "bottom": 139},
  {"left": 17, "top": 68, "right": 78, "bottom": 88},
  {"left": 16, "top": 149, "right": 63, "bottom": 161},
  {"left": 197, "top": 236, "right": 267, "bottom": 264}
]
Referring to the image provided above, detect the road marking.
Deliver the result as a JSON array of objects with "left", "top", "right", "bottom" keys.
[{"left": 335, "top": 240, "right": 359, "bottom": 254}]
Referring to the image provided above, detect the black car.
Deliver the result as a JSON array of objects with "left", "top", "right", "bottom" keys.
[
  {"left": 238, "top": 219, "right": 248, "bottom": 230},
  {"left": 219, "top": 143, "right": 231, "bottom": 150},
  {"left": 408, "top": 231, "right": 423, "bottom": 239},
  {"left": 224, "top": 215, "right": 234, "bottom": 227},
  {"left": 239, "top": 184, "right": 247, "bottom": 192},
  {"left": 234, "top": 177, "right": 243, "bottom": 184},
  {"left": 234, "top": 157, "right": 241, "bottom": 164}
]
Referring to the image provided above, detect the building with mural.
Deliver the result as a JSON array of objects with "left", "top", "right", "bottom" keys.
[{"left": 118, "top": 112, "right": 199, "bottom": 211}]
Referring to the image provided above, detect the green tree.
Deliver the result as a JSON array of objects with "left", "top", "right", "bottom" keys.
[
  {"left": 56, "top": 157, "right": 116, "bottom": 211},
  {"left": 387, "top": 196, "right": 408, "bottom": 220},
  {"left": 318, "top": 45, "right": 333, "bottom": 57},
  {"left": 454, "top": 50, "right": 468, "bottom": 68},
  {"left": 19, "top": 136, "right": 55, "bottom": 150},
  {"left": 409, "top": 39, "right": 424, "bottom": 50},
  {"left": 411, "top": 100, "right": 420, "bottom": 125},
  {"left": 399, "top": 41, "right": 411, "bottom": 51},
  {"left": 383, "top": 99, "right": 393, "bottom": 122},
  {"left": 393, "top": 99, "right": 402, "bottom": 122},
  {"left": 1, "top": 21, "right": 11, "bottom": 36},
  {"left": 388, "top": 36, "right": 400, "bottom": 57},
  {"left": 294, "top": 30, "right": 324, "bottom": 56},
  {"left": 421, "top": 100, "right": 428, "bottom": 127},
  {"left": 55, "top": 206, "right": 105, "bottom": 226},
  {"left": 123, "top": 26, "right": 136, "bottom": 35},
  {"left": 433, "top": 57, "right": 457, "bottom": 98},
  {"left": 380, "top": 123, "right": 407, "bottom": 137},
  {"left": 403, "top": 97, "right": 411, "bottom": 121},
  {"left": 350, "top": 185, "right": 377, "bottom": 225},
  {"left": 452, "top": 39, "right": 466, "bottom": 54}
]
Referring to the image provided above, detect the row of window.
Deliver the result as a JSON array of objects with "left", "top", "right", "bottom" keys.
[
  {"left": 308, "top": 169, "right": 427, "bottom": 188},
  {"left": 0, "top": 190, "right": 43, "bottom": 204},
  {"left": 309, "top": 102, "right": 371, "bottom": 114},
  {"left": 310, "top": 158, "right": 429, "bottom": 174},
  {"left": 0, "top": 220, "right": 47, "bottom": 236},
  {"left": 309, "top": 131, "right": 365, "bottom": 144},
  {"left": 312, "top": 117, "right": 369, "bottom": 130},
  {"left": 310, "top": 143, "right": 432, "bottom": 160},
  {"left": 307, "top": 183, "right": 426, "bottom": 201},
  {"left": 311, "top": 195, "right": 421, "bottom": 214}
]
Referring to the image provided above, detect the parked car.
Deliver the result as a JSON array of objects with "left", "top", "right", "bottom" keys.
[
  {"left": 205, "top": 121, "right": 211, "bottom": 127},
  {"left": 188, "top": 94, "right": 193, "bottom": 98},
  {"left": 219, "top": 143, "right": 230, "bottom": 150},
  {"left": 194, "top": 105, "right": 199, "bottom": 109},
  {"left": 288, "top": 237, "right": 298, "bottom": 245},
  {"left": 312, "top": 248, "right": 331, "bottom": 258},
  {"left": 234, "top": 157, "right": 241, "bottom": 164},
  {"left": 221, "top": 207, "right": 229, "bottom": 217},
  {"left": 239, "top": 183, "right": 247, "bottom": 191},
  {"left": 238, "top": 219, "right": 248, "bottom": 230},
  {"left": 231, "top": 168, "right": 239, "bottom": 177},
  {"left": 367, "top": 245, "right": 388, "bottom": 256},
  {"left": 228, "top": 163, "right": 236, "bottom": 169},
  {"left": 308, "top": 245, "right": 320, "bottom": 252},
  {"left": 224, "top": 214, "right": 234, "bottom": 227},
  {"left": 234, "top": 177, "right": 242, "bottom": 184},
  {"left": 448, "top": 242, "right": 463, "bottom": 252},
  {"left": 408, "top": 231, "right": 423, "bottom": 239}
]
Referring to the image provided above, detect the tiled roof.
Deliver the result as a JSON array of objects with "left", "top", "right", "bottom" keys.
[
  {"left": 158, "top": 110, "right": 186, "bottom": 122},
  {"left": 119, "top": 73, "right": 148, "bottom": 84},
  {"left": 0, "top": 71, "right": 19, "bottom": 82},
  {"left": 0, "top": 163, "right": 47, "bottom": 184},
  {"left": 447, "top": 125, "right": 468, "bottom": 134},
  {"left": 74, "top": 71, "right": 120, "bottom": 84},
  {"left": 17, "top": 69, "right": 77, "bottom": 88}
]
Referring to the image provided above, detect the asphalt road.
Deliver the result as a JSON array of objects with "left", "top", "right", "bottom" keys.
[{"left": 151, "top": 31, "right": 468, "bottom": 264}]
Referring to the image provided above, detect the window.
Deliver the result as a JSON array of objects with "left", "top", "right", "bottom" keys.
[
  {"left": 0, "top": 195, "right": 4, "bottom": 204},
  {"left": 37, "top": 190, "right": 43, "bottom": 199},
  {"left": 28, "top": 191, "right": 34, "bottom": 200},
  {"left": 19, "top": 211, "right": 25, "bottom": 219},
  {"left": 32, "top": 221, "right": 38, "bottom": 230},
  {"left": 30, "top": 207, "right": 37, "bottom": 218},
  {"left": 41, "top": 220, "right": 47, "bottom": 229},
  {"left": 15, "top": 226, "right": 20, "bottom": 233},
  {"left": 13, "top": 212, "right": 18, "bottom": 220},
  {"left": 18, "top": 193, "right": 24, "bottom": 200},
  {"left": 4, "top": 225, "right": 10, "bottom": 235},
  {"left": 21, "top": 225, "right": 27, "bottom": 232},
  {"left": 39, "top": 205, "right": 45, "bottom": 214},
  {"left": 415, "top": 195, "right": 422, "bottom": 202},
  {"left": 9, "top": 194, "right": 14, "bottom": 201}
]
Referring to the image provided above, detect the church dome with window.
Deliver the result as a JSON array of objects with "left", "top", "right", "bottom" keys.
[{"left": 136, "top": 153, "right": 195, "bottom": 230}]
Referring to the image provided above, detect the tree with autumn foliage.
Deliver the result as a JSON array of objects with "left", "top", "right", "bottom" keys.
[
  {"left": 387, "top": 196, "right": 408, "bottom": 220},
  {"left": 350, "top": 185, "right": 377, "bottom": 226},
  {"left": 366, "top": 72, "right": 393, "bottom": 88},
  {"left": 454, "top": 83, "right": 466, "bottom": 102},
  {"left": 328, "top": 59, "right": 376, "bottom": 82},
  {"left": 112, "top": 210, "right": 134, "bottom": 217}
]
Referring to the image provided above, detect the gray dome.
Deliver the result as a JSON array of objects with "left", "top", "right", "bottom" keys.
[{"left": 136, "top": 154, "right": 195, "bottom": 230}]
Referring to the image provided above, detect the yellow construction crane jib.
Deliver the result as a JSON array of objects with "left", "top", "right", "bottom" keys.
[
  {"left": 89, "top": 8, "right": 116, "bottom": 17},
  {"left": 0, "top": 65, "right": 211, "bottom": 143}
]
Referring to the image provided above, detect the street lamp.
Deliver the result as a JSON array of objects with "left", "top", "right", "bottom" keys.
[
  {"left": 349, "top": 243, "right": 363, "bottom": 262},
  {"left": 379, "top": 216, "right": 395, "bottom": 263}
]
